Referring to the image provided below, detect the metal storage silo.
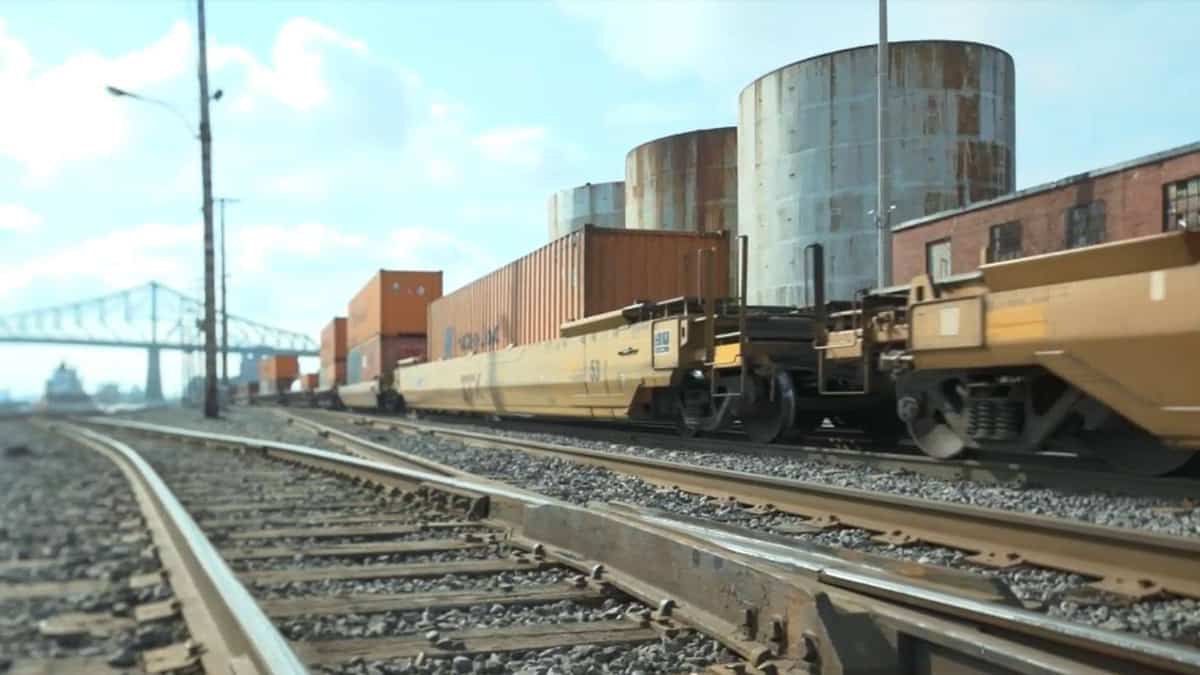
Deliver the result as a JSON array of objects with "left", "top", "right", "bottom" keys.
[
  {"left": 547, "top": 181, "right": 625, "bottom": 241},
  {"left": 625, "top": 127, "right": 737, "bottom": 234},
  {"left": 739, "top": 40, "right": 1016, "bottom": 304}
]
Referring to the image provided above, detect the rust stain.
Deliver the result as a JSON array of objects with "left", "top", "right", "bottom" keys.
[{"left": 626, "top": 128, "right": 736, "bottom": 234}]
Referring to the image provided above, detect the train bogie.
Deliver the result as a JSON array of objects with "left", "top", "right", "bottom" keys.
[{"left": 871, "top": 230, "right": 1200, "bottom": 474}]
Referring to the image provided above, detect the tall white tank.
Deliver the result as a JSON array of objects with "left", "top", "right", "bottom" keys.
[
  {"left": 738, "top": 40, "right": 1016, "bottom": 304},
  {"left": 547, "top": 181, "right": 625, "bottom": 240}
]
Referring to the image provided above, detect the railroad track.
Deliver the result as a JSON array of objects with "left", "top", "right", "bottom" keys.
[
  {"left": 345, "top": 408, "right": 1200, "bottom": 499},
  {"left": 2, "top": 417, "right": 299, "bottom": 674},
  {"left": 277, "top": 408, "right": 1200, "bottom": 598},
  {"left": 21, "top": 413, "right": 1200, "bottom": 673}
]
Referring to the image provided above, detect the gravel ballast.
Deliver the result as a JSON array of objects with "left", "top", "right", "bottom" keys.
[
  {"left": 0, "top": 420, "right": 188, "bottom": 663},
  {"left": 115, "top": 408, "right": 1200, "bottom": 647}
]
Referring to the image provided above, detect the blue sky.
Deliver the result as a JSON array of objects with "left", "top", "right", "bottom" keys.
[{"left": 1, "top": 0, "right": 1197, "bottom": 398}]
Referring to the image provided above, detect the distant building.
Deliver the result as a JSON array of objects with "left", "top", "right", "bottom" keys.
[{"left": 892, "top": 141, "right": 1200, "bottom": 283}]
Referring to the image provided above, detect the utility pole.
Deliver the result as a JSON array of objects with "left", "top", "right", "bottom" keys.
[
  {"left": 875, "top": 0, "right": 891, "bottom": 289},
  {"left": 197, "top": 0, "right": 218, "bottom": 418},
  {"left": 215, "top": 197, "right": 239, "bottom": 388}
]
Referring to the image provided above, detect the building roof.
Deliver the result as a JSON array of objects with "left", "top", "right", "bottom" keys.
[{"left": 892, "top": 140, "right": 1200, "bottom": 233}]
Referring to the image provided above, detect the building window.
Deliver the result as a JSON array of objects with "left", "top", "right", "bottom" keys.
[
  {"left": 926, "top": 239, "right": 952, "bottom": 282},
  {"left": 1165, "top": 176, "right": 1200, "bottom": 230},
  {"left": 987, "top": 221, "right": 1022, "bottom": 262},
  {"left": 1065, "top": 201, "right": 1106, "bottom": 249}
]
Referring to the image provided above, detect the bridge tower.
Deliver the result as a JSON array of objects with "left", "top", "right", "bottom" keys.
[
  {"left": 145, "top": 346, "right": 163, "bottom": 402},
  {"left": 145, "top": 282, "right": 164, "bottom": 402}
]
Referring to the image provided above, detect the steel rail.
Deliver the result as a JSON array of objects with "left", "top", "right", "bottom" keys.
[
  {"left": 83, "top": 415, "right": 1200, "bottom": 674},
  {"left": 46, "top": 421, "right": 307, "bottom": 675},
  {"left": 323, "top": 408, "right": 1199, "bottom": 500},
  {"left": 288, "top": 409, "right": 1200, "bottom": 602}
]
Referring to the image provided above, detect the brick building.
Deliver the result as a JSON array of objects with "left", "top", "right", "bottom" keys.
[{"left": 891, "top": 141, "right": 1200, "bottom": 284}]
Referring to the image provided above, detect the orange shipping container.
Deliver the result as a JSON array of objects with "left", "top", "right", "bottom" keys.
[
  {"left": 258, "top": 354, "right": 299, "bottom": 381},
  {"left": 347, "top": 270, "right": 443, "bottom": 347},
  {"left": 320, "top": 317, "right": 347, "bottom": 366},
  {"left": 428, "top": 226, "right": 729, "bottom": 361},
  {"left": 298, "top": 373, "right": 319, "bottom": 392}
]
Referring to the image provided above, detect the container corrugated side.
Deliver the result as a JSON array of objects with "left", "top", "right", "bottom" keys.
[
  {"left": 427, "top": 227, "right": 729, "bottom": 361},
  {"left": 582, "top": 228, "right": 729, "bottom": 315},
  {"left": 347, "top": 335, "right": 426, "bottom": 384},
  {"left": 427, "top": 230, "right": 585, "bottom": 361},
  {"left": 320, "top": 317, "right": 347, "bottom": 366},
  {"left": 347, "top": 270, "right": 443, "bottom": 346}
]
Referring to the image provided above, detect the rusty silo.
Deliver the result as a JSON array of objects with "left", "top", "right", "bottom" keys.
[
  {"left": 739, "top": 40, "right": 1016, "bottom": 304},
  {"left": 625, "top": 127, "right": 737, "bottom": 234},
  {"left": 547, "top": 181, "right": 626, "bottom": 241}
]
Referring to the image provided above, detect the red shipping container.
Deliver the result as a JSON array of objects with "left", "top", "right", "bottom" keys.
[{"left": 347, "top": 335, "right": 425, "bottom": 384}]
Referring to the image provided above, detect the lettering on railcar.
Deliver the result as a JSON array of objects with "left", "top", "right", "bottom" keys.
[{"left": 653, "top": 330, "right": 671, "bottom": 354}]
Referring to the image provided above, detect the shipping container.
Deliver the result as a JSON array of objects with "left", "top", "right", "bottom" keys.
[
  {"left": 319, "top": 361, "right": 347, "bottom": 389},
  {"left": 258, "top": 355, "right": 299, "bottom": 395},
  {"left": 347, "top": 270, "right": 443, "bottom": 347},
  {"left": 320, "top": 317, "right": 348, "bottom": 366},
  {"left": 428, "top": 226, "right": 729, "bottom": 361},
  {"left": 297, "top": 373, "right": 319, "bottom": 392},
  {"left": 347, "top": 334, "right": 426, "bottom": 384},
  {"left": 258, "top": 354, "right": 299, "bottom": 381}
]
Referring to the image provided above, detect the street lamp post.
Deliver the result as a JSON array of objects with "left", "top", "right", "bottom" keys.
[
  {"left": 108, "top": 0, "right": 221, "bottom": 417},
  {"left": 876, "top": 0, "right": 892, "bottom": 288},
  {"left": 196, "top": 0, "right": 218, "bottom": 418}
]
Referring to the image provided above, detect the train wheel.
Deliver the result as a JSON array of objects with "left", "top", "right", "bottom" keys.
[
  {"left": 1086, "top": 418, "right": 1196, "bottom": 476},
  {"left": 896, "top": 375, "right": 973, "bottom": 459},
  {"left": 741, "top": 371, "right": 797, "bottom": 444}
]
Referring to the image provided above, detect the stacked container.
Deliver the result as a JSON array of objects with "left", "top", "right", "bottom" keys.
[
  {"left": 346, "top": 270, "right": 443, "bottom": 383},
  {"left": 319, "top": 317, "right": 348, "bottom": 388},
  {"left": 297, "top": 373, "right": 319, "bottom": 392},
  {"left": 428, "top": 226, "right": 730, "bottom": 361},
  {"left": 258, "top": 355, "right": 299, "bottom": 395}
]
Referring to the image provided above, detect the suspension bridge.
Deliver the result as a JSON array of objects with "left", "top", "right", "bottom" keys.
[{"left": 0, "top": 282, "right": 318, "bottom": 401}]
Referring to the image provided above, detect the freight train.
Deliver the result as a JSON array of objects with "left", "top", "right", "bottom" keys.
[{"left": 326, "top": 230, "right": 1200, "bottom": 477}]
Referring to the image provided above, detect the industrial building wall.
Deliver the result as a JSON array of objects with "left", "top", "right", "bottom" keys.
[{"left": 891, "top": 144, "right": 1200, "bottom": 284}]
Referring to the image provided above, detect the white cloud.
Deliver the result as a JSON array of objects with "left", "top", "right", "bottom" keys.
[
  {"left": 0, "top": 220, "right": 369, "bottom": 299},
  {"left": 0, "top": 203, "right": 42, "bottom": 233},
  {"left": 0, "top": 19, "right": 192, "bottom": 184},
  {"left": 472, "top": 127, "right": 547, "bottom": 167},
  {"left": 233, "top": 222, "right": 366, "bottom": 273},
  {"left": 211, "top": 17, "right": 367, "bottom": 112},
  {"left": 0, "top": 223, "right": 197, "bottom": 297}
]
